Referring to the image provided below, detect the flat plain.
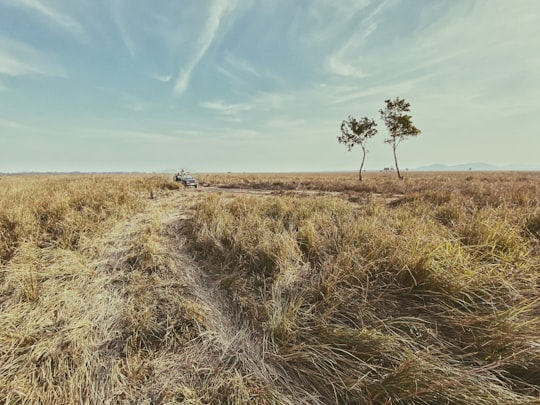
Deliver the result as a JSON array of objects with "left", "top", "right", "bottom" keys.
[{"left": 1, "top": 171, "right": 539, "bottom": 404}]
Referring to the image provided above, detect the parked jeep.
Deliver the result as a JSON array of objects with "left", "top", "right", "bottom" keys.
[{"left": 173, "top": 172, "right": 198, "bottom": 188}]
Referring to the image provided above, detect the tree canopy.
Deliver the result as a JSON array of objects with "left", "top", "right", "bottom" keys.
[
  {"left": 338, "top": 116, "right": 377, "bottom": 181},
  {"left": 379, "top": 97, "right": 421, "bottom": 179}
]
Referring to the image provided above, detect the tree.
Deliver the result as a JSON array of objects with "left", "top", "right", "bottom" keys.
[
  {"left": 338, "top": 116, "right": 378, "bottom": 181},
  {"left": 379, "top": 97, "right": 421, "bottom": 180}
]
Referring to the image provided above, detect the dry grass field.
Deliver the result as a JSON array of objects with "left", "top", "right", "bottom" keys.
[{"left": 1, "top": 171, "right": 539, "bottom": 404}]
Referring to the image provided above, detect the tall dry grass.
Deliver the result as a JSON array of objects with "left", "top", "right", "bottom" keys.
[
  {"left": 1, "top": 174, "right": 298, "bottom": 404},
  {"left": 199, "top": 170, "right": 540, "bottom": 200},
  {"left": 1, "top": 172, "right": 539, "bottom": 404},
  {"left": 185, "top": 172, "right": 540, "bottom": 404},
  {"left": 0, "top": 174, "right": 180, "bottom": 403}
]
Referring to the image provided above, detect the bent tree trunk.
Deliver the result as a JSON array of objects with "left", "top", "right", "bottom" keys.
[
  {"left": 359, "top": 147, "right": 366, "bottom": 181},
  {"left": 393, "top": 144, "right": 403, "bottom": 180}
]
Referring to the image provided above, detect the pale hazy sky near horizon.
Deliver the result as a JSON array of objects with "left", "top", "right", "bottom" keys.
[{"left": 1, "top": 0, "right": 539, "bottom": 173}]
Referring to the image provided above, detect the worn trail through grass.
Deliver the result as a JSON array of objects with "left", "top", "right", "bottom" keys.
[{"left": 89, "top": 190, "right": 314, "bottom": 403}]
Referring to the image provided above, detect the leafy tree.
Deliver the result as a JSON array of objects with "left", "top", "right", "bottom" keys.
[
  {"left": 379, "top": 97, "right": 421, "bottom": 180},
  {"left": 338, "top": 116, "right": 378, "bottom": 181}
]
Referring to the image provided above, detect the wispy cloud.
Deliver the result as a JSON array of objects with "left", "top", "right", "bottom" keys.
[
  {"left": 381, "top": 0, "right": 540, "bottom": 107},
  {"left": 0, "top": 116, "right": 35, "bottom": 131},
  {"left": 152, "top": 73, "right": 172, "bottom": 83},
  {"left": 110, "top": 0, "right": 136, "bottom": 57},
  {"left": 294, "top": 0, "right": 372, "bottom": 46},
  {"left": 325, "top": 0, "right": 395, "bottom": 78},
  {"left": 323, "top": 0, "right": 373, "bottom": 18},
  {"left": 223, "top": 52, "right": 260, "bottom": 77},
  {"left": 217, "top": 65, "right": 242, "bottom": 83},
  {"left": 220, "top": 50, "right": 285, "bottom": 88},
  {"left": 174, "top": 70, "right": 191, "bottom": 96},
  {"left": 0, "top": 48, "right": 40, "bottom": 76},
  {"left": 0, "top": 0, "right": 85, "bottom": 37},
  {"left": 174, "top": 0, "right": 239, "bottom": 96},
  {"left": 200, "top": 100, "right": 251, "bottom": 115},
  {"left": 0, "top": 37, "right": 66, "bottom": 77},
  {"left": 199, "top": 91, "right": 293, "bottom": 126},
  {"left": 327, "top": 54, "right": 369, "bottom": 78},
  {"left": 322, "top": 73, "right": 438, "bottom": 107}
]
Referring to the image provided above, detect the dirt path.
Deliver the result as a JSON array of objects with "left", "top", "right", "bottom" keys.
[
  {"left": 195, "top": 184, "right": 405, "bottom": 205},
  {"left": 157, "top": 191, "right": 320, "bottom": 403},
  {"left": 87, "top": 189, "right": 321, "bottom": 403},
  {"left": 85, "top": 185, "right": 402, "bottom": 402}
]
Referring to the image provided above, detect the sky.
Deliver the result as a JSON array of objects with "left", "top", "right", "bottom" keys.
[{"left": 1, "top": 0, "right": 539, "bottom": 173}]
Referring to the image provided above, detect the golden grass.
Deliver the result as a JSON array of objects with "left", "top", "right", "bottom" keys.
[
  {"left": 186, "top": 171, "right": 540, "bottom": 403},
  {"left": 1, "top": 171, "right": 539, "bottom": 403},
  {"left": 0, "top": 174, "right": 178, "bottom": 403}
]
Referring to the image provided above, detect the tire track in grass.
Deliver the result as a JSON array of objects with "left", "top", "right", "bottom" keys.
[
  {"left": 94, "top": 190, "right": 320, "bottom": 403},
  {"left": 156, "top": 191, "right": 320, "bottom": 403}
]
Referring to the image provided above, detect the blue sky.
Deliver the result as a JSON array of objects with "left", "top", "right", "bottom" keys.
[{"left": 1, "top": 0, "right": 539, "bottom": 173}]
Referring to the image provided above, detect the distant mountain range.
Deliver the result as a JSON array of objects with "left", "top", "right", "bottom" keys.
[{"left": 413, "top": 162, "right": 540, "bottom": 172}]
